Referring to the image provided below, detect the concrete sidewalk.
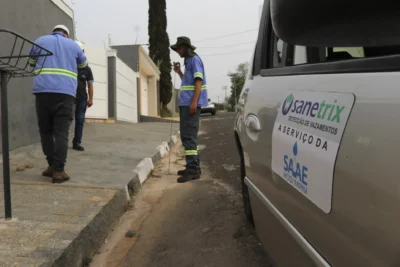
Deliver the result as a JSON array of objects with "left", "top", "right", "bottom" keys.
[{"left": 0, "top": 122, "right": 179, "bottom": 267}]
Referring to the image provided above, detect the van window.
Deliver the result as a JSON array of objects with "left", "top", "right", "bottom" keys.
[
  {"left": 325, "top": 47, "right": 365, "bottom": 61},
  {"left": 252, "top": 46, "right": 260, "bottom": 76},
  {"left": 275, "top": 38, "right": 284, "bottom": 66},
  {"left": 292, "top": 45, "right": 400, "bottom": 65},
  {"left": 270, "top": 34, "right": 292, "bottom": 68},
  {"left": 333, "top": 47, "right": 364, "bottom": 58},
  {"left": 259, "top": 7, "right": 400, "bottom": 76},
  {"left": 294, "top": 46, "right": 307, "bottom": 65}
]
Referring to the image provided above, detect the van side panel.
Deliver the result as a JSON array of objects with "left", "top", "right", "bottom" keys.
[
  {"left": 241, "top": 72, "right": 400, "bottom": 266},
  {"left": 249, "top": 189, "right": 316, "bottom": 266}
]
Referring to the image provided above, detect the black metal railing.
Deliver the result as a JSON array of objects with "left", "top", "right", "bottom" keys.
[{"left": 0, "top": 29, "right": 53, "bottom": 220}]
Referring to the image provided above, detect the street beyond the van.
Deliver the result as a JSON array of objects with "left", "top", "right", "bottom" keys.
[{"left": 90, "top": 112, "right": 272, "bottom": 267}]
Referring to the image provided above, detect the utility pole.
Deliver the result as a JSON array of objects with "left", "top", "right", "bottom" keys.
[
  {"left": 222, "top": 86, "right": 228, "bottom": 100},
  {"left": 222, "top": 86, "right": 228, "bottom": 110},
  {"left": 234, "top": 87, "right": 237, "bottom": 110},
  {"left": 108, "top": 34, "right": 113, "bottom": 48},
  {"left": 134, "top": 25, "right": 141, "bottom": 44}
]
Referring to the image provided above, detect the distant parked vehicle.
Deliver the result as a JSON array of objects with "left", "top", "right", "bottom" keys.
[{"left": 201, "top": 98, "right": 216, "bottom": 115}]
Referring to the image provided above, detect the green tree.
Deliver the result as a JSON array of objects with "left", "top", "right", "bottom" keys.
[
  {"left": 148, "top": 0, "right": 173, "bottom": 106},
  {"left": 227, "top": 62, "right": 248, "bottom": 109}
]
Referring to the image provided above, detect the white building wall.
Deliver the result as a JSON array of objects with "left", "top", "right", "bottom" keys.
[
  {"left": 51, "top": 0, "right": 74, "bottom": 18},
  {"left": 139, "top": 47, "right": 161, "bottom": 117},
  {"left": 84, "top": 45, "right": 109, "bottom": 119},
  {"left": 147, "top": 76, "right": 158, "bottom": 116},
  {"left": 116, "top": 58, "right": 138, "bottom": 123},
  {"left": 140, "top": 74, "right": 148, "bottom": 116}
]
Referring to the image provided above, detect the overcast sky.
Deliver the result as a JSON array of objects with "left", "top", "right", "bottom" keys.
[{"left": 70, "top": 0, "right": 263, "bottom": 103}]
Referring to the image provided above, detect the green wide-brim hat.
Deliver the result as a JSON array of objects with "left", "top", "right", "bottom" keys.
[{"left": 170, "top": 36, "right": 196, "bottom": 51}]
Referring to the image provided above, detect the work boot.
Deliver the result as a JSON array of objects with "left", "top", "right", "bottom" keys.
[
  {"left": 73, "top": 144, "right": 85, "bottom": 151},
  {"left": 42, "top": 166, "right": 54, "bottom": 178},
  {"left": 177, "top": 171, "right": 201, "bottom": 183},
  {"left": 52, "top": 171, "right": 70, "bottom": 184},
  {"left": 177, "top": 169, "right": 202, "bottom": 175}
]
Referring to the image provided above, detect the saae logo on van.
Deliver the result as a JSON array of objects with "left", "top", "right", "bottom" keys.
[
  {"left": 282, "top": 93, "right": 345, "bottom": 123},
  {"left": 283, "top": 142, "right": 308, "bottom": 194}
]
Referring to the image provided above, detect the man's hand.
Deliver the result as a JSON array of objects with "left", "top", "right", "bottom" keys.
[
  {"left": 173, "top": 62, "right": 181, "bottom": 73},
  {"left": 173, "top": 62, "right": 184, "bottom": 79},
  {"left": 189, "top": 102, "right": 197, "bottom": 116},
  {"left": 87, "top": 81, "right": 94, "bottom": 107},
  {"left": 87, "top": 99, "right": 93, "bottom": 108}
]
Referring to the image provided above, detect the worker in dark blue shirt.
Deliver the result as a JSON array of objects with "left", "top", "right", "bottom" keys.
[{"left": 73, "top": 41, "right": 94, "bottom": 151}]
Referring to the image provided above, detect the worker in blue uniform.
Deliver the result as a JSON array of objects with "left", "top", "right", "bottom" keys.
[
  {"left": 171, "top": 37, "right": 208, "bottom": 183},
  {"left": 29, "top": 25, "right": 88, "bottom": 183}
]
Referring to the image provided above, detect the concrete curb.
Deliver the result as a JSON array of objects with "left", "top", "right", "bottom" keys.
[
  {"left": 51, "top": 130, "right": 181, "bottom": 267},
  {"left": 52, "top": 190, "right": 127, "bottom": 267},
  {"left": 139, "top": 115, "right": 180, "bottom": 123}
]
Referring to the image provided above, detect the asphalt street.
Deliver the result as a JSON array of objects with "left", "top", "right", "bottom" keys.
[{"left": 198, "top": 111, "right": 242, "bottom": 191}]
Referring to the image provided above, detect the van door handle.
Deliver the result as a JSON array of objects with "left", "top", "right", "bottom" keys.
[{"left": 245, "top": 114, "right": 261, "bottom": 132}]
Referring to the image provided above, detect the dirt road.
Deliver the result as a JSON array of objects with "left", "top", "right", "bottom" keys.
[{"left": 90, "top": 113, "right": 272, "bottom": 267}]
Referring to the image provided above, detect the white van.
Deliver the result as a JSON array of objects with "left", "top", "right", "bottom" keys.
[{"left": 234, "top": 0, "right": 400, "bottom": 266}]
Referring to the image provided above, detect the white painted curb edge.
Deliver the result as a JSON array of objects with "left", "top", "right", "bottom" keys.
[
  {"left": 133, "top": 158, "right": 154, "bottom": 185},
  {"left": 156, "top": 142, "right": 170, "bottom": 159},
  {"left": 132, "top": 130, "right": 181, "bottom": 186}
]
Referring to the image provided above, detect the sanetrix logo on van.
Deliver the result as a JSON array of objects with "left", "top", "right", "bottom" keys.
[{"left": 282, "top": 93, "right": 345, "bottom": 123}]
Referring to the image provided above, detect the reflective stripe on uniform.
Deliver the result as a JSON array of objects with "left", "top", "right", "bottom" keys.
[
  {"left": 78, "top": 60, "right": 88, "bottom": 69},
  {"left": 185, "top": 150, "right": 198, "bottom": 156},
  {"left": 194, "top": 72, "right": 203, "bottom": 79},
  {"left": 28, "top": 58, "right": 36, "bottom": 64},
  {"left": 34, "top": 68, "right": 77, "bottom": 79},
  {"left": 181, "top": 85, "right": 207, "bottom": 91}
]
